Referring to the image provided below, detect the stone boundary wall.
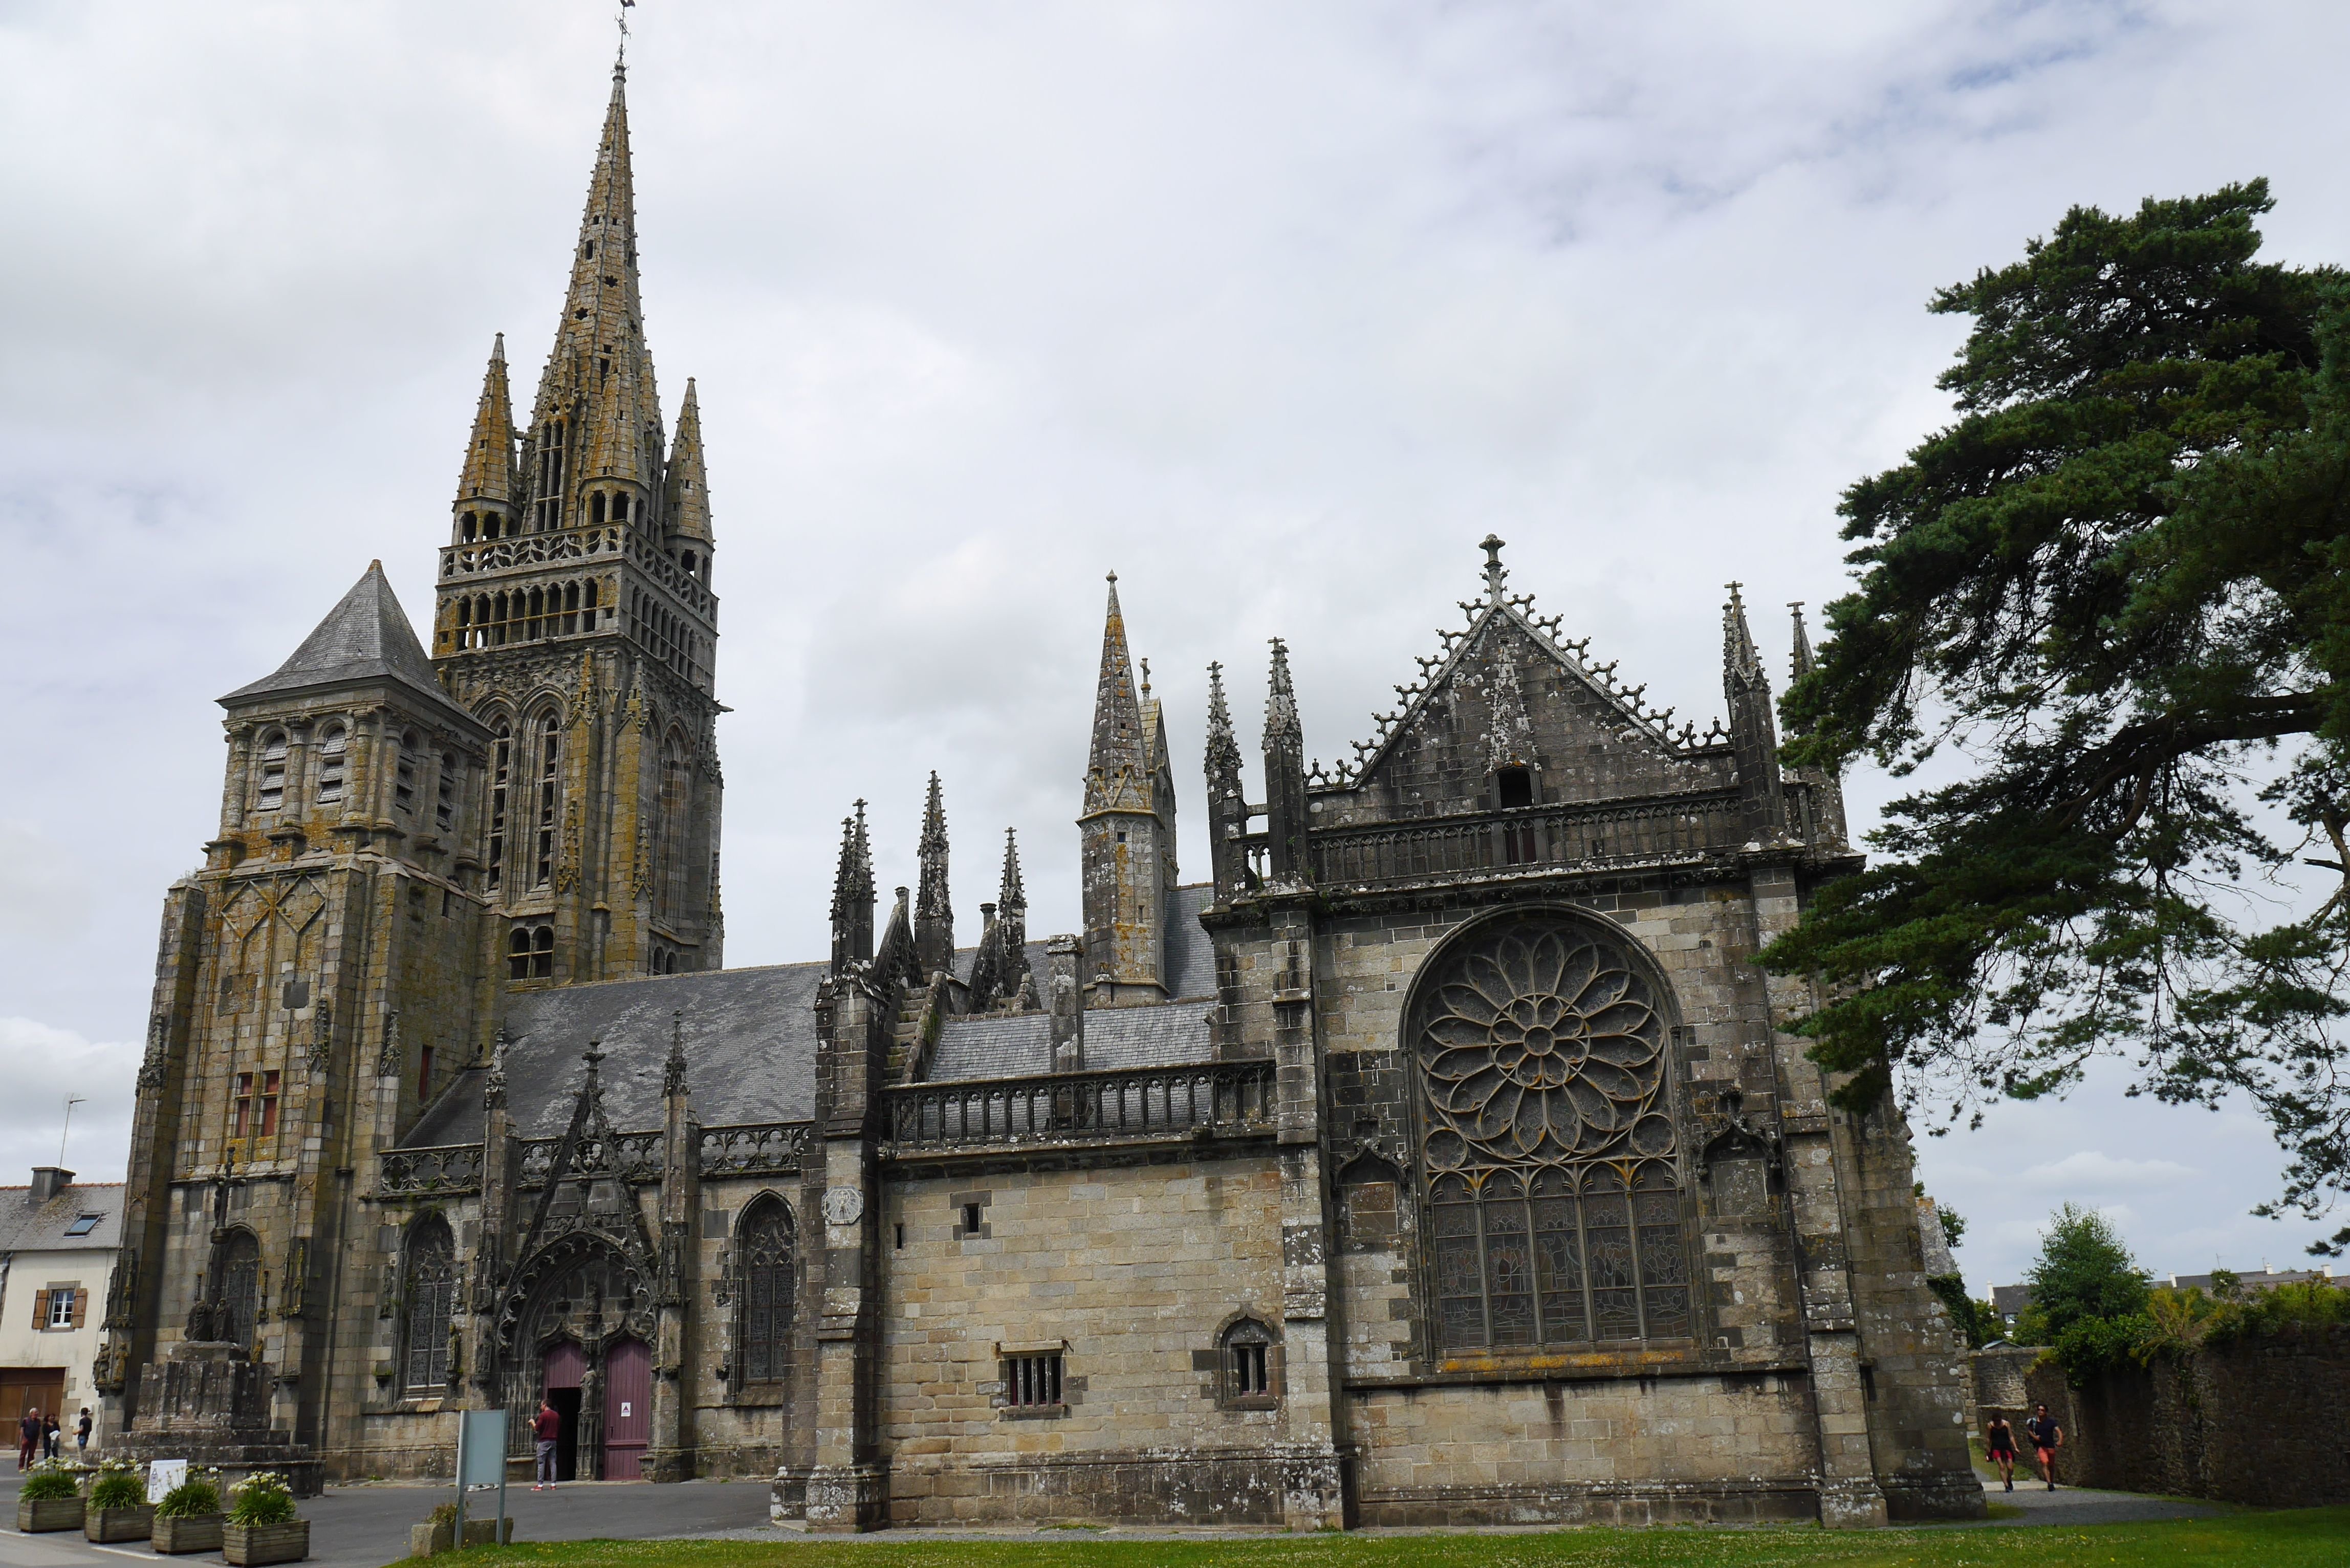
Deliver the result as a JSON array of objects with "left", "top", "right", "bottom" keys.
[{"left": 2000, "top": 1327, "right": 2350, "bottom": 1508}]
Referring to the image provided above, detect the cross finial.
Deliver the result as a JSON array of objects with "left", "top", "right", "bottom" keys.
[
  {"left": 616, "top": 0, "right": 634, "bottom": 74},
  {"left": 1139, "top": 657, "right": 1150, "bottom": 699},
  {"left": 1479, "top": 534, "right": 1508, "bottom": 598}
]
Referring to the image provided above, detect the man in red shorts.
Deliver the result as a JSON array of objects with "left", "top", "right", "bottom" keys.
[{"left": 2024, "top": 1403, "right": 2063, "bottom": 1490}]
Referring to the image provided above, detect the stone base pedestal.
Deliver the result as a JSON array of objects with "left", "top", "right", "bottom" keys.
[
  {"left": 120, "top": 1342, "right": 323, "bottom": 1499},
  {"left": 802, "top": 1463, "right": 889, "bottom": 1532},
  {"left": 1817, "top": 1476, "right": 1889, "bottom": 1529}
]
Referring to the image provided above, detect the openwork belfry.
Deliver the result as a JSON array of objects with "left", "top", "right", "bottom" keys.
[
  {"left": 1417, "top": 913, "right": 1691, "bottom": 1352},
  {"left": 105, "top": 51, "right": 1981, "bottom": 1535}
]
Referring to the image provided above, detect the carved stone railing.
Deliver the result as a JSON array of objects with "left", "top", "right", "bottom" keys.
[
  {"left": 379, "top": 1143, "right": 483, "bottom": 1197},
  {"left": 884, "top": 1062, "right": 1276, "bottom": 1154},
  {"left": 438, "top": 522, "right": 626, "bottom": 580},
  {"left": 517, "top": 1137, "right": 560, "bottom": 1187},
  {"left": 699, "top": 1122, "right": 812, "bottom": 1177},
  {"left": 1310, "top": 792, "right": 1748, "bottom": 891}
]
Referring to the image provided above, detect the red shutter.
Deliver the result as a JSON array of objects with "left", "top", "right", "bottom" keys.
[
  {"left": 30, "top": 1289, "right": 49, "bottom": 1330},
  {"left": 72, "top": 1290, "right": 89, "bottom": 1329}
]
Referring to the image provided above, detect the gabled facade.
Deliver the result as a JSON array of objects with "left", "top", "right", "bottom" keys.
[{"left": 103, "top": 60, "right": 1980, "bottom": 1532}]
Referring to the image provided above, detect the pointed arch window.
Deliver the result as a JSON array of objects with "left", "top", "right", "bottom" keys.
[
  {"left": 219, "top": 1229, "right": 261, "bottom": 1349},
  {"left": 315, "top": 723, "right": 347, "bottom": 805},
  {"left": 532, "top": 714, "right": 562, "bottom": 887},
  {"left": 738, "top": 1199, "right": 795, "bottom": 1386},
  {"left": 486, "top": 723, "right": 512, "bottom": 891},
  {"left": 256, "top": 731, "right": 289, "bottom": 812},
  {"left": 402, "top": 1216, "right": 456, "bottom": 1392},
  {"left": 1415, "top": 913, "right": 1693, "bottom": 1354}
]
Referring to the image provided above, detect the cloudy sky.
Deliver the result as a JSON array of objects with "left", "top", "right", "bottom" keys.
[{"left": 4, "top": 0, "right": 2345, "bottom": 1290}]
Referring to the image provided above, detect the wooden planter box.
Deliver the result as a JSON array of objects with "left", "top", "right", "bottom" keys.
[
  {"left": 16, "top": 1496, "right": 86, "bottom": 1533},
  {"left": 225, "top": 1519, "right": 310, "bottom": 1566},
  {"left": 87, "top": 1505, "right": 157, "bottom": 1542},
  {"left": 154, "top": 1512, "right": 227, "bottom": 1554}
]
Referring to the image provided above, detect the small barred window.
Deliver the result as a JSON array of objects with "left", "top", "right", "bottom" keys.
[{"left": 1003, "top": 1353, "right": 1062, "bottom": 1408}]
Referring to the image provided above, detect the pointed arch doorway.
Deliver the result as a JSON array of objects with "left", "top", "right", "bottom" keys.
[{"left": 540, "top": 1342, "right": 585, "bottom": 1482}]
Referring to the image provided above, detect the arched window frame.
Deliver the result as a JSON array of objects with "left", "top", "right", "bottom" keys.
[
  {"left": 1407, "top": 908, "right": 1696, "bottom": 1360},
  {"left": 401, "top": 1214, "right": 457, "bottom": 1393},
  {"left": 734, "top": 1196, "right": 796, "bottom": 1391},
  {"left": 218, "top": 1227, "right": 262, "bottom": 1350},
  {"left": 530, "top": 708, "right": 563, "bottom": 888},
  {"left": 1215, "top": 1315, "right": 1279, "bottom": 1410}
]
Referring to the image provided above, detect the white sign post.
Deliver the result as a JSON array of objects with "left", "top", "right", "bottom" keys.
[
  {"left": 452, "top": 1410, "right": 509, "bottom": 1550},
  {"left": 145, "top": 1460, "right": 187, "bottom": 1506}
]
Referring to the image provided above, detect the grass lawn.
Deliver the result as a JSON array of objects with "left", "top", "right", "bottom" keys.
[{"left": 416, "top": 1507, "right": 2350, "bottom": 1568}]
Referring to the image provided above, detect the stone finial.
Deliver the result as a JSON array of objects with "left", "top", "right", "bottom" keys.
[
  {"left": 1264, "top": 639, "right": 1301, "bottom": 746},
  {"left": 829, "top": 801, "right": 875, "bottom": 973},
  {"left": 998, "top": 826, "right": 1026, "bottom": 916},
  {"left": 1788, "top": 601, "right": 1815, "bottom": 683},
  {"left": 915, "top": 772, "right": 953, "bottom": 974},
  {"left": 663, "top": 1010, "right": 688, "bottom": 1098},
  {"left": 1047, "top": 934, "right": 1085, "bottom": 1072},
  {"left": 1723, "top": 582, "right": 1763, "bottom": 685},
  {"left": 485, "top": 1025, "right": 509, "bottom": 1110},
  {"left": 1205, "top": 661, "right": 1243, "bottom": 797},
  {"left": 1480, "top": 533, "right": 1508, "bottom": 599}
]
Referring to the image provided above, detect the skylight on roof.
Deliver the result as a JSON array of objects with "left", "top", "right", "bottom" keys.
[{"left": 63, "top": 1214, "right": 101, "bottom": 1236}]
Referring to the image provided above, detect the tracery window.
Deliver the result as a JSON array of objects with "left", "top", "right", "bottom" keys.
[
  {"left": 402, "top": 1216, "right": 455, "bottom": 1392},
  {"left": 738, "top": 1199, "right": 795, "bottom": 1385},
  {"left": 532, "top": 714, "right": 561, "bottom": 888},
  {"left": 486, "top": 723, "right": 511, "bottom": 889},
  {"left": 1415, "top": 912, "right": 1691, "bottom": 1352}
]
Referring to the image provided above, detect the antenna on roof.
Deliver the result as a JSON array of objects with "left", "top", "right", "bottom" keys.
[{"left": 58, "top": 1097, "right": 84, "bottom": 1167}]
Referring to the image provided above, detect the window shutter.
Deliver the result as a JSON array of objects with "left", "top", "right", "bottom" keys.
[
  {"left": 72, "top": 1290, "right": 89, "bottom": 1329},
  {"left": 31, "top": 1289, "right": 49, "bottom": 1330}
]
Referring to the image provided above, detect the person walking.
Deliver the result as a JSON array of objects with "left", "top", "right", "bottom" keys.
[
  {"left": 1984, "top": 1413, "right": 2018, "bottom": 1492},
  {"left": 41, "top": 1412, "right": 60, "bottom": 1461},
  {"left": 532, "top": 1398, "right": 561, "bottom": 1490},
  {"left": 2024, "top": 1403, "right": 2063, "bottom": 1491},
  {"left": 74, "top": 1408, "right": 92, "bottom": 1457},
  {"left": 15, "top": 1410, "right": 38, "bottom": 1470}
]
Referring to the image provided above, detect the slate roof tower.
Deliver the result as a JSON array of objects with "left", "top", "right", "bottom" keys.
[{"left": 431, "top": 60, "right": 725, "bottom": 985}]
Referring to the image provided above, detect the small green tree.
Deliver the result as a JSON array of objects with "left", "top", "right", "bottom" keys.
[{"left": 2022, "top": 1203, "right": 2153, "bottom": 1341}]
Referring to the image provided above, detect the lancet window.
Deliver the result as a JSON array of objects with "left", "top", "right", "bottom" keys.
[
  {"left": 219, "top": 1229, "right": 260, "bottom": 1349},
  {"left": 532, "top": 714, "right": 561, "bottom": 887},
  {"left": 738, "top": 1198, "right": 795, "bottom": 1385},
  {"left": 1414, "top": 912, "right": 1692, "bottom": 1353},
  {"left": 486, "top": 723, "right": 511, "bottom": 890},
  {"left": 401, "top": 1215, "right": 456, "bottom": 1392}
]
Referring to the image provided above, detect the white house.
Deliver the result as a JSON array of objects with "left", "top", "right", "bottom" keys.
[{"left": 0, "top": 1169, "right": 123, "bottom": 1454}]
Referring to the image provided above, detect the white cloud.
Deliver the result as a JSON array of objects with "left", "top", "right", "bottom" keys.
[
  {"left": 4, "top": 0, "right": 2346, "bottom": 1265},
  {"left": 2018, "top": 1151, "right": 2199, "bottom": 1189}
]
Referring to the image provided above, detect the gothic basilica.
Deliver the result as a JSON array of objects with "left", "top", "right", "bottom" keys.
[{"left": 101, "top": 63, "right": 1982, "bottom": 1529}]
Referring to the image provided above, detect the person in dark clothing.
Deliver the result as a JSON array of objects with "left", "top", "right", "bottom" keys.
[
  {"left": 532, "top": 1398, "right": 561, "bottom": 1490},
  {"left": 15, "top": 1411, "right": 38, "bottom": 1469},
  {"left": 75, "top": 1408, "right": 92, "bottom": 1456},
  {"left": 1984, "top": 1414, "right": 2018, "bottom": 1491},
  {"left": 40, "top": 1412, "right": 60, "bottom": 1461},
  {"left": 2024, "top": 1403, "right": 2063, "bottom": 1490}
]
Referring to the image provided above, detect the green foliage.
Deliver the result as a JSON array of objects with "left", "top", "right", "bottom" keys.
[
  {"left": 2054, "top": 1310, "right": 2153, "bottom": 1380},
  {"left": 1926, "top": 1274, "right": 2002, "bottom": 1348},
  {"left": 1759, "top": 179, "right": 2350, "bottom": 1243},
  {"left": 18, "top": 1463, "right": 78, "bottom": 1501},
  {"left": 2026, "top": 1203, "right": 2153, "bottom": 1337},
  {"left": 225, "top": 1471, "right": 296, "bottom": 1527},
  {"left": 90, "top": 1472, "right": 146, "bottom": 1510},
  {"left": 154, "top": 1477, "right": 222, "bottom": 1519}
]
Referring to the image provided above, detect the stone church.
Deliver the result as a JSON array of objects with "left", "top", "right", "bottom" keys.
[{"left": 100, "top": 63, "right": 1982, "bottom": 1529}]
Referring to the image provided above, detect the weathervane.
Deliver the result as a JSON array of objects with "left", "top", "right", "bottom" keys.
[{"left": 617, "top": 0, "right": 635, "bottom": 71}]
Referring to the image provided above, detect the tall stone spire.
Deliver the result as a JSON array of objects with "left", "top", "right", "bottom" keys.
[
  {"left": 453, "top": 334, "right": 515, "bottom": 525},
  {"left": 1784, "top": 602, "right": 1848, "bottom": 846},
  {"left": 1206, "top": 660, "right": 1251, "bottom": 903},
  {"left": 1722, "top": 584, "right": 1785, "bottom": 840},
  {"left": 1205, "top": 661, "right": 1243, "bottom": 799},
  {"left": 1263, "top": 639, "right": 1309, "bottom": 883},
  {"left": 520, "top": 61, "right": 664, "bottom": 531},
  {"left": 914, "top": 772, "right": 954, "bottom": 976},
  {"left": 829, "top": 801, "right": 875, "bottom": 974},
  {"left": 664, "top": 378, "right": 712, "bottom": 547},
  {"left": 1084, "top": 574, "right": 1149, "bottom": 814},
  {"left": 998, "top": 826, "right": 1027, "bottom": 916}
]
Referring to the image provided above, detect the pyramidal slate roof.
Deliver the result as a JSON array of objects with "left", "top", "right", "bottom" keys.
[{"left": 220, "top": 561, "right": 465, "bottom": 720}]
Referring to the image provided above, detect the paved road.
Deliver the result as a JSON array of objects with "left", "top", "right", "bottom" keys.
[
  {"left": 0, "top": 1469, "right": 775, "bottom": 1568},
  {"left": 1966, "top": 1473, "right": 2229, "bottom": 1527}
]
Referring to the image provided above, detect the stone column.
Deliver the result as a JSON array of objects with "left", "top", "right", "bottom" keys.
[
  {"left": 1267, "top": 906, "right": 1345, "bottom": 1530},
  {"left": 648, "top": 1019, "right": 701, "bottom": 1480},
  {"left": 801, "top": 976, "right": 888, "bottom": 1530},
  {"left": 1047, "top": 934, "right": 1084, "bottom": 1072}
]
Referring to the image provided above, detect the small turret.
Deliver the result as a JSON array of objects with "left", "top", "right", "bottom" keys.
[
  {"left": 968, "top": 829, "right": 1033, "bottom": 1008},
  {"left": 1263, "top": 638, "right": 1309, "bottom": 884},
  {"left": 913, "top": 773, "right": 954, "bottom": 977},
  {"left": 1723, "top": 584, "right": 1786, "bottom": 842},
  {"left": 1078, "top": 574, "right": 1176, "bottom": 1005},
  {"left": 663, "top": 379, "right": 712, "bottom": 581},
  {"left": 829, "top": 801, "right": 874, "bottom": 975},
  {"left": 1205, "top": 661, "right": 1251, "bottom": 902},
  {"left": 452, "top": 335, "right": 516, "bottom": 545},
  {"left": 1786, "top": 602, "right": 1848, "bottom": 847}
]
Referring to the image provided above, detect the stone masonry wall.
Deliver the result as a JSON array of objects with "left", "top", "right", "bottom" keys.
[
  {"left": 877, "top": 1155, "right": 1288, "bottom": 1525},
  {"left": 2023, "top": 1328, "right": 2350, "bottom": 1508}
]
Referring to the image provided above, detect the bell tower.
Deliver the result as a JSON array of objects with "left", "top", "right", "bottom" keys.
[{"left": 429, "top": 63, "right": 724, "bottom": 985}]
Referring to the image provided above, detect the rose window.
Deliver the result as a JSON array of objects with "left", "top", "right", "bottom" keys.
[{"left": 1414, "top": 914, "right": 1691, "bottom": 1352}]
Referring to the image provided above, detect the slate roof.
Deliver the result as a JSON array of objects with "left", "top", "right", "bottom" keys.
[
  {"left": 405, "top": 962, "right": 828, "bottom": 1145},
  {"left": 220, "top": 561, "right": 469, "bottom": 724},
  {"left": 0, "top": 1182, "right": 124, "bottom": 1253},
  {"left": 1164, "top": 883, "right": 1215, "bottom": 1000},
  {"left": 926, "top": 1002, "right": 1215, "bottom": 1082}
]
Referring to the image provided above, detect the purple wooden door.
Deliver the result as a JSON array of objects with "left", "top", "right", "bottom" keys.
[{"left": 602, "top": 1339, "right": 650, "bottom": 1480}]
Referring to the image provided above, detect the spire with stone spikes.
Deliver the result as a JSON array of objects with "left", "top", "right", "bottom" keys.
[
  {"left": 1784, "top": 602, "right": 1848, "bottom": 847},
  {"left": 1264, "top": 638, "right": 1309, "bottom": 883},
  {"left": 1788, "top": 601, "right": 1816, "bottom": 683},
  {"left": 1084, "top": 573, "right": 1149, "bottom": 815},
  {"left": 914, "top": 772, "right": 954, "bottom": 976},
  {"left": 829, "top": 801, "right": 875, "bottom": 974},
  {"left": 1205, "top": 660, "right": 1243, "bottom": 797},
  {"left": 969, "top": 827, "right": 1032, "bottom": 1008},
  {"left": 663, "top": 1010, "right": 688, "bottom": 1098},
  {"left": 520, "top": 60, "right": 664, "bottom": 531},
  {"left": 1207, "top": 660, "right": 1251, "bottom": 903},
  {"left": 664, "top": 378, "right": 712, "bottom": 551},
  {"left": 453, "top": 334, "right": 515, "bottom": 537},
  {"left": 999, "top": 827, "right": 1027, "bottom": 916},
  {"left": 1722, "top": 583, "right": 1785, "bottom": 840}
]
